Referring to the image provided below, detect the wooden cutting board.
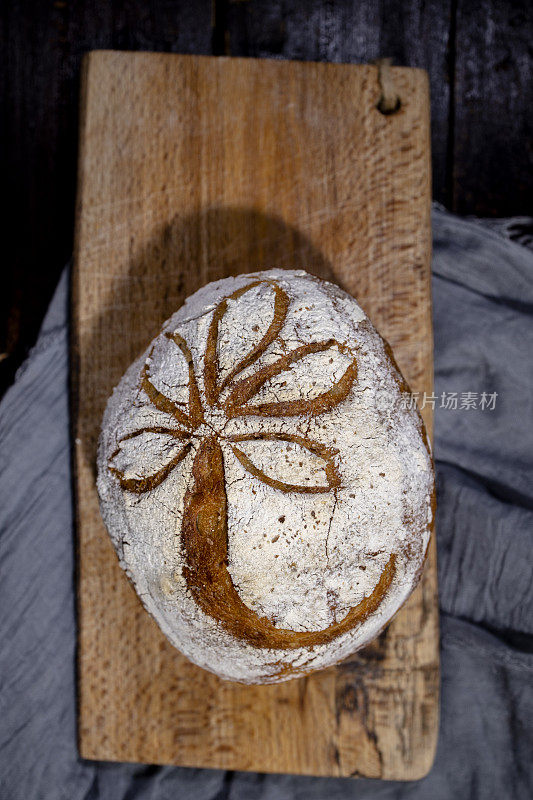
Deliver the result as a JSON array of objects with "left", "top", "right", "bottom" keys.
[{"left": 72, "top": 51, "right": 439, "bottom": 780}]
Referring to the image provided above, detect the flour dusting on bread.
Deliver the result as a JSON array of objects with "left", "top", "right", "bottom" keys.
[{"left": 97, "top": 269, "right": 435, "bottom": 683}]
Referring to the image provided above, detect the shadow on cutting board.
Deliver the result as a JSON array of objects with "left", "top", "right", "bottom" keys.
[
  {"left": 73, "top": 203, "right": 392, "bottom": 730},
  {"left": 76, "top": 206, "right": 342, "bottom": 479}
]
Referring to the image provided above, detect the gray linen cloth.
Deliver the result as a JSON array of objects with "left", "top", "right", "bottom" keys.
[{"left": 1, "top": 207, "right": 532, "bottom": 800}]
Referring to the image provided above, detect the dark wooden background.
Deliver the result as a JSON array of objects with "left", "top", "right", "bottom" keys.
[{"left": 1, "top": 0, "right": 532, "bottom": 397}]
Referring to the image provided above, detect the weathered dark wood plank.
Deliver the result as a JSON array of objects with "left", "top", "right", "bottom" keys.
[
  {"left": 0, "top": 1, "right": 213, "bottom": 395},
  {"left": 452, "top": 0, "right": 533, "bottom": 216},
  {"left": 223, "top": 0, "right": 453, "bottom": 209}
]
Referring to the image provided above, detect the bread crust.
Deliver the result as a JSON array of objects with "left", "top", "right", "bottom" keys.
[{"left": 97, "top": 269, "right": 435, "bottom": 683}]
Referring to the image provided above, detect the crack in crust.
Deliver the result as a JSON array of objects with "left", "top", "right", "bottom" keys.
[
  {"left": 108, "top": 278, "right": 398, "bottom": 659},
  {"left": 182, "top": 436, "right": 396, "bottom": 650}
]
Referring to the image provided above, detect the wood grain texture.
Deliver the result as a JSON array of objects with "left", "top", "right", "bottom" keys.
[
  {"left": 222, "top": 0, "right": 452, "bottom": 228},
  {"left": 72, "top": 51, "right": 439, "bottom": 779}
]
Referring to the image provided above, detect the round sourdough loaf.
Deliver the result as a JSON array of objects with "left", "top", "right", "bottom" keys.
[{"left": 97, "top": 269, "right": 435, "bottom": 684}]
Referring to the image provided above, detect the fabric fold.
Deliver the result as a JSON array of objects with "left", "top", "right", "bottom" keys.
[{"left": 0, "top": 207, "right": 532, "bottom": 799}]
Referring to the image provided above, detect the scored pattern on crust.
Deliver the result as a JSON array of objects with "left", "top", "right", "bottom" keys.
[{"left": 108, "top": 279, "right": 397, "bottom": 650}]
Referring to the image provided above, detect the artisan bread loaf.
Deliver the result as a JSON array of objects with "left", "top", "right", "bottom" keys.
[{"left": 97, "top": 269, "right": 435, "bottom": 684}]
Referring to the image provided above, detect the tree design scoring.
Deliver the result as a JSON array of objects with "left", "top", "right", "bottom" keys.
[{"left": 109, "top": 279, "right": 396, "bottom": 649}]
